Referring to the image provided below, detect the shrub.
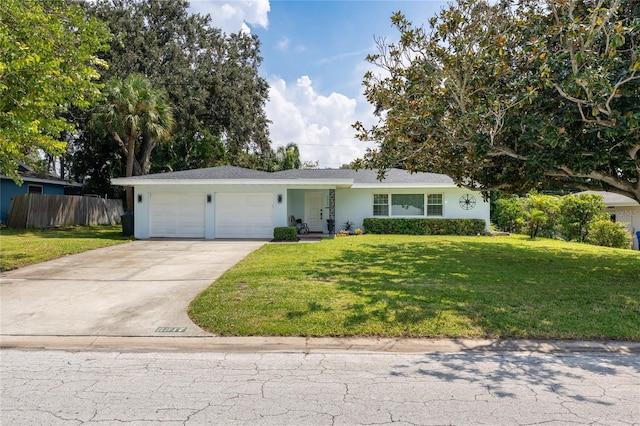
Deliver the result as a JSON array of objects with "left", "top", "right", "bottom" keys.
[
  {"left": 363, "top": 218, "right": 485, "bottom": 236},
  {"left": 493, "top": 195, "right": 524, "bottom": 233},
  {"left": 558, "top": 194, "right": 608, "bottom": 242},
  {"left": 525, "top": 209, "right": 548, "bottom": 239},
  {"left": 520, "top": 192, "right": 561, "bottom": 239},
  {"left": 586, "top": 220, "right": 632, "bottom": 249},
  {"left": 491, "top": 190, "right": 633, "bottom": 248},
  {"left": 273, "top": 226, "right": 298, "bottom": 242}
]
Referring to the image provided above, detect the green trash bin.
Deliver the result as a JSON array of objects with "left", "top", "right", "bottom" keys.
[{"left": 121, "top": 212, "right": 134, "bottom": 236}]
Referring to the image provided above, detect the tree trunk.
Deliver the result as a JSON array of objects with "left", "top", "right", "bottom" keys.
[
  {"left": 125, "top": 136, "right": 136, "bottom": 212},
  {"left": 139, "top": 134, "right": 156, "bottom": 175},
  {"left": 132, "top": 160, "right": 143, "bottom": 176}
]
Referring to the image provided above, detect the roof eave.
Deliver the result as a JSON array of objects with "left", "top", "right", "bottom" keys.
[
  {"left": 351, "top": 182, "right": 458, "bottom": 189},
  {"left": 606, "top": 202, "right": 640, "bottom": 207},
  {"left": 111, "top": 178, "right": 355, "bottom": 187},
  {"left": 1, "top": 174, "right": 82, "bottom": 187}
]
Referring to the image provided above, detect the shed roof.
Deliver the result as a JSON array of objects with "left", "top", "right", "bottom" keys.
[
  {"left": 1, "top": 162, "right": 81, "bottom": 187},
  {"left": 579, "top": 191, "right": 639, "bottom": 207}
]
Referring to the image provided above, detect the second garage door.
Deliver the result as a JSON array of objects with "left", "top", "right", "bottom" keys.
[{"left": 215, "top": 193, "right": 273, "bottom": 238}]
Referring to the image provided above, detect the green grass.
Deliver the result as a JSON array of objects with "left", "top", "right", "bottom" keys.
[
  {"left": 189, "top": 234, "right": 640, "bottom": 340},
  {"left": 0, "top": 225, "right": 133, "bottom": 271}
]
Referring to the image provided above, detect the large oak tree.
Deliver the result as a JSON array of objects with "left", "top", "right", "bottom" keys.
[
  {"left": 78, "top": 0, "right": 271, "bottom": 179},
  {"left": 355, "top": 0, "right": 640, "bottom": 202}
]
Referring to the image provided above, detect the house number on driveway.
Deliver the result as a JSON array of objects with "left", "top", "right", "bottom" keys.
[{"left": 155, "top": 327, "right": 187, "bottom": 333}]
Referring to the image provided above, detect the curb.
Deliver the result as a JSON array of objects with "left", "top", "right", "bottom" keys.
[{"left": 2, "top": 335, "right": 639, "bottom": 354}]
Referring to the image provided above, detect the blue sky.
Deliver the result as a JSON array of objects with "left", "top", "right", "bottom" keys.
[{"left": 188, "top": 0, "right": 448, "bottom": 167}]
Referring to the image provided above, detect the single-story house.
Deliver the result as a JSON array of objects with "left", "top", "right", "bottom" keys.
[
  {"left": 0, "top": 163, "right": 82, "bottom": 224},
  {"left": 580, "top": 190, "right": 640, "bottom": 250},
  {"left": 111, "top": 166, "right": 490, "bottom": 240}
]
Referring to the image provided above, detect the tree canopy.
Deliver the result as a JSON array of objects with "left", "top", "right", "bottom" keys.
[
  {"left": 81, "top": 0, "right": 271, "bottom": 174},
  {"left": 0, "top": 0, "right": 110, "bottom": 182},
  {"left": 355, "top": 0, "right": 640, "bottom": 202},
  {"left": 93, "top": 73, "right": 174, "bottom": 209}
]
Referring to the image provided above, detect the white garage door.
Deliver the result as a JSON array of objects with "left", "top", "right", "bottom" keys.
[
  {"left": 150, "top": 193, "right": 205, "bottom": 238},
  {"left": 215, "top": 193, "right": 273, "bottom": 238}
]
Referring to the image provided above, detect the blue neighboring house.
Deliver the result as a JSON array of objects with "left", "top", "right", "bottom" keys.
[{"left": 0, "top": 163, "right": 82, "bottom": 224}]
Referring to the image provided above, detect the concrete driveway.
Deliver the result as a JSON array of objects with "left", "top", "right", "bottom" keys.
[{"left": 0, "top": 240, "right": 266, "bottom": 337}]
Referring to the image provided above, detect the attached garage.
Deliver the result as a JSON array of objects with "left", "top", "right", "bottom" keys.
[
  {"left": 149, "top": 193, "right": 205, "bottom": 238},
  {"left": 215, "top": 193, "right": 273, "bottom": 238}
]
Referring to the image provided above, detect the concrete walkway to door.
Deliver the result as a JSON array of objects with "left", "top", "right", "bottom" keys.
[{"left": 0, "top": 240, "right": 266, "bottom": 337}]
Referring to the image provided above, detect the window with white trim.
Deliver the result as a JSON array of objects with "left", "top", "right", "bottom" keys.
[
  {"left": 391, "top": 194, "right": 424, "bottom": 216},
  {"left": 427, "top": 194, "right": 443, "bottom": 216},
  {"left": 373, "top": 194, "right": 389, "bottom": 216}
]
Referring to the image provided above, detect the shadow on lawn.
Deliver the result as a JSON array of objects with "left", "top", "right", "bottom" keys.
[
  {"left": 0, "top": 226, "right": 130, "bottom": 240},
  {"left": 307, "top": 238, "right": 640, "bottom": 339}
]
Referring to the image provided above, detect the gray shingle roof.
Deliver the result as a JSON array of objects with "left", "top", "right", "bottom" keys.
[
  {"left": 118, "top": 166, "right": 453, "bottom": 184},
  {"left": 273, "top": 168, "right": 454, "bottom": 184},
  {"left": 579, "top": 191, "right": 639, "bottom": 206},
  {"left": 123, "top": 166, "right": 272, "bottom": 180}
]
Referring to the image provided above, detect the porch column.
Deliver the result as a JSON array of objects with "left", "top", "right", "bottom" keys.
[{"left": 329, "top": 189, "right": 335, "bottom": 235}]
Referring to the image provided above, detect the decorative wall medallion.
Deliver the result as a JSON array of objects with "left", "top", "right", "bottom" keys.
[{"left": 459, "top": 194, "right": 476, "bottom": 210}]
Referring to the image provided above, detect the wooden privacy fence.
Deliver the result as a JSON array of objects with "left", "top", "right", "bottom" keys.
[{"left": 6, "top": 194, "right": 124, "bottom": 228}]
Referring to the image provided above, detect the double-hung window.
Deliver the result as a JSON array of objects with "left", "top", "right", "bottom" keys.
[
  {"left": 373, "top": 194, "right": 389, "bottom": 216},
  {"left": 427, "top": 194, "right": 443, "bottom": 216}
]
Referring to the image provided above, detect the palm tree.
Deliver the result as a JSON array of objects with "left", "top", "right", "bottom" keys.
[
  {"left": 275, "top": 143, "right": 301, "bottom": 170},
  {"left": 94, "top": 74, "right": 174, "bottom": 210}
]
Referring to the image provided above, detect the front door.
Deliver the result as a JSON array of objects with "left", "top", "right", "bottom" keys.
[{"left": 305, "top": 192, "right": 323, "bottom": 232}]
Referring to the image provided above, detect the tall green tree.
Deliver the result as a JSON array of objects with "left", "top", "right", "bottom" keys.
[
  {"left": 79, "top": 0, "right": 270, "bottom": 177},
  {"left": 93, "top": 74, "right": 174, "bottom": 209},
  {"left": 0, "top": 0, "right": 110, "bottom": 182},
  {"left": 151, "top": 130, "right": 227, "bottom": 172},
  {"left": 275, "top": 143, "right": 302, "bottom": 171},
  {"left": 355, "top": 0, "right": 640, "bottom": 202}
]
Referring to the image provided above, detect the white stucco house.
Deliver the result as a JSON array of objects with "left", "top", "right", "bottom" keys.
[
  {"left": 111, "top": 166, "right": 490, "bottom": 240},
  {"left": 580, "top": 191, "right": 640, "bottom": 250}
]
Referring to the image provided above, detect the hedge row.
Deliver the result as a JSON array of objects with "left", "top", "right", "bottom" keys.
[{"left": 363, "top": 218, "right": 486, "bottom": 236}]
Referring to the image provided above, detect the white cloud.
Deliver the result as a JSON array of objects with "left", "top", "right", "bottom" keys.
[
  {"left": 314, "top": 48, "right": 373, "bottom": 67},
  {"left": 275, "top": 36, "right": 306, "bottom": 53},
  {"left": 266, "top": 76, "right": 377, "bottom": 168},
  {"left": 276, "top": 37, "right": 290, "bottom": 52},
  {"left": 188, "top": 0, "right": 270, "bottom": 33}
]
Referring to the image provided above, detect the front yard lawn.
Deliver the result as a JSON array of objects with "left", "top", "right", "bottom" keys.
[
  {"left": 0, "top": 225, "right": 132, "bottom": 271},
  {"left": 189, "top": 234, "right": 640, "bottom": 340}
]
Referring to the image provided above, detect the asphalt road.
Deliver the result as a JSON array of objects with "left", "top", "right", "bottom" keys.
[{"left": 2, "top": 348, "right": 639, "bottom": 425}]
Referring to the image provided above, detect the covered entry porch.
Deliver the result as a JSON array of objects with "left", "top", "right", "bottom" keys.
[{"left": 287, "top": 188, "right": 336, "bottom": 235}]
